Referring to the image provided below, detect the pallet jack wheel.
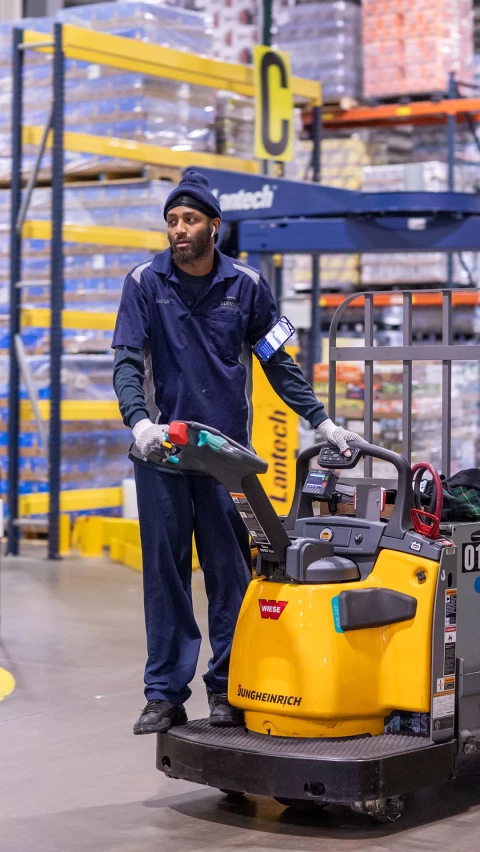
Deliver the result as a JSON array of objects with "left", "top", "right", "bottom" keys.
[{"left": 274, "top": 797, "right": 328, "bottom": 812}]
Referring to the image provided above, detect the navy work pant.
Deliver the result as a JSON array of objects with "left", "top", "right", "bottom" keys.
[{"left": 134, "top": 463, "right": 252, "bottom": 704}]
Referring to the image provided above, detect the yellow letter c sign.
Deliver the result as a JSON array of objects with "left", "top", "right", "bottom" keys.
[{"left": 254, "top": 46, "right": 293, "bottom": 162}]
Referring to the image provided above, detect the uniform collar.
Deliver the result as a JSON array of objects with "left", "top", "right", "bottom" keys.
[{"left": 150, "top": 248, "right": 238, "bottom": 284}]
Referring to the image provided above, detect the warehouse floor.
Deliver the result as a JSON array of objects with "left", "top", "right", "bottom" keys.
[{"left": 2, "top": 548, "right": 480, "bottom": 852}]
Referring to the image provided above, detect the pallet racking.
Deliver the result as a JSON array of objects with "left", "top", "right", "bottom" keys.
[{"left": 7, "top": 23, "right": 321, "bottom": 559}]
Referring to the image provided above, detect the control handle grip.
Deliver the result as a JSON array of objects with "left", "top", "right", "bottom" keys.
[{"left": 285, "top": 440, "right": 414, "bottom": 538}]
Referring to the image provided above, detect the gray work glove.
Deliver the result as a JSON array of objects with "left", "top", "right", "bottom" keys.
[
  {"left": 132, "top": 418, "right": 170, "bottom": 458},
  {"left": 316, "top": 418, "right": 365, "bottom": 457}
]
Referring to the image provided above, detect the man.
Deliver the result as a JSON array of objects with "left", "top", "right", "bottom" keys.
[{"left": 112, "top": 169, "right": 361, "bottom": 735}]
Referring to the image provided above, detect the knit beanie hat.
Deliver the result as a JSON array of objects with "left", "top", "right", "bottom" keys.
[{"left": 163, "top": 169, "right": 222, "bottom": 221}]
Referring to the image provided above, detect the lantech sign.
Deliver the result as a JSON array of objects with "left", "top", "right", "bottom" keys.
[
  {"left": 191, "top": 168, "right": 352, "bottom": 222},
  {"left": 238, "top": 684, "right": 302, "bottom": 706},
  {"left": 259, "top": 599, "right": 288, "bottom": 619},
  {"left": 212, "top": 184, "right": 275, "bottom": 212}
]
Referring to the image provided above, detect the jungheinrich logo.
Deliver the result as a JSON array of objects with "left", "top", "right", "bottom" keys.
[
  {"left": 259, "top": 599, "right": 288, "bottom": 619},
  {"left": 212, "top": 184, "right": 275, "bottom": 212},
  {"left": 237, "top": 684, "right": 302, "bottom": 706}
]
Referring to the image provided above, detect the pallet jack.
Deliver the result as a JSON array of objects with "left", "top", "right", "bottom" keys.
[{"left": 155, "top": 420, "right": 468, "bottom": 822}]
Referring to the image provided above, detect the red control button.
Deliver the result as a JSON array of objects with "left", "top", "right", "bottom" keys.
[{"left": 168, "top": 421, "right": 189, "bottom": 446}]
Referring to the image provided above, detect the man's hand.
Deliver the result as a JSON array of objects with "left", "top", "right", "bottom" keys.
[
  {"left": 316, "top": 418, "right": 365, "bottom": 457},
  {"left": 133, "top": 419, "right": 170, "bottom": 458}
]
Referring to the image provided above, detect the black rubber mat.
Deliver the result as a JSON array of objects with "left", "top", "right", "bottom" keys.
[{"left": 168, "top": 719, "right": 434, "bottom": 759}]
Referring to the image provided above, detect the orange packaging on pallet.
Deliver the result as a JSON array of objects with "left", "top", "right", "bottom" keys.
[
  {"left": 363, "top": 0, "right": 474, "bottom": 99},
  {"left": 313, "top": 364, "right": 364, "bottom": 384}
]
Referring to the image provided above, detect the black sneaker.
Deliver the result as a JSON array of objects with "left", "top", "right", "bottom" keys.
[
  {"left": 133, "top": 699, "right": 187, "bottom": 735},
  {"left": 208, "top": 692, "right": 244, "bottom": 728}
]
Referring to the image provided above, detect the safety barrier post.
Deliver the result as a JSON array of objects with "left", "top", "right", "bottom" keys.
[
  {"left": 59, "top": 514, "right": 71, "bottom": 557},
  {"left": 79, "top": 516, "right": 104, "bottom": 558}
]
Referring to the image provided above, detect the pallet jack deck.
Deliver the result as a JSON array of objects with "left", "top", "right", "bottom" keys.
[{"left": 157, "top": 720, "right": 456, "bottom": 805}]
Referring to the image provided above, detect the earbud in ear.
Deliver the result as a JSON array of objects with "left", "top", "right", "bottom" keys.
[{"left": 211, "top": 227, "right": 216, "bottom": 237}]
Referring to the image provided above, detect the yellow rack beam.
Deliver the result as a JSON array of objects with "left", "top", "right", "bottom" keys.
[
  {"left": 22, "top": 219, "right": 168, "bottom": 250},
  {"left": 20, "top": 400, "right": 121, "bottom": 421},
  {"left": 22, "top": 29, "right": 53, "bottom": 53},
  {"left": 23, "top": 26, "right": 321, "bottom": 106},
  {"left": 21, "top": 307, "right": 116, "bottom": 331},
  {"left": 23, "top": 126, "right": 260, "bottom": 175},
  {"left": 19, "top": 486, "right": 123, "bottom": 516}
]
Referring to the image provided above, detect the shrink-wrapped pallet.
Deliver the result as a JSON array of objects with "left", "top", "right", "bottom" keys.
[{"left": 363, "top": 0, "right": 474, "bottom": 99}]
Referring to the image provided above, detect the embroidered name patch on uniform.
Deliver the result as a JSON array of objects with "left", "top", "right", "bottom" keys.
[{"left": 219, "top": 297, "right": 239, "bottom": 308}]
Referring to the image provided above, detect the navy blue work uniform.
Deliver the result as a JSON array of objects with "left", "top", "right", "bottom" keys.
[{"left": 112, "top": 248, "right": 326, "bottom": 703}]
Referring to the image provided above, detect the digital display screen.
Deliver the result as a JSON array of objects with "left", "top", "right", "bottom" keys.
[
  {"left": 305, "top": 471, "right": 329, "bottom": 492},
  {"left": 254, "top": 316, "right": 295, "bottom": 362},
  {"left": 303, "top": 468, "right": 338, "bottom": 498}
]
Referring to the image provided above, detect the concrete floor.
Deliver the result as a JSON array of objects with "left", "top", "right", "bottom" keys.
[{"left": 2, "top": 548, "right": 480, "bottom": 851}]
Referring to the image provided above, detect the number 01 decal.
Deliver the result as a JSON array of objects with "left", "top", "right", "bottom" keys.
[{"left": 462, "top": 542, "right": 480, "bottom": 572}]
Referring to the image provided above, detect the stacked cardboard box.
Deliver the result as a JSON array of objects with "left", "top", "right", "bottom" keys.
[
  {"left": 215, "top": 92, "right": 255, "bottom": 159},
  {"left": 0, "top": 179, "right": 176, "bottom": 503},
  {"left": 274, "top": 0, "right": 362, "bottom": 103},
  {"left": 0, "top": 3, "right": 215, "bottom": 180},
  {"left": 207, "top": 0, "right": 259, "bottom": 65},
  {"left": 363, "top": 0, "right": 474, "bottom": 99},
  {"left": 0, "top": 180, "right": 170, "bottom": 350},
  {"left": 0, "top": 354, "right": 132, "bottom": 506},
  {"left": 0, "top": 2, "right": 217, "bottom": 511},
  {"left": 283, "top": 138, "right": 371, "bottom": 295},
  {"left": 410, "top": 123, "right": 479, "bottom": 164}
]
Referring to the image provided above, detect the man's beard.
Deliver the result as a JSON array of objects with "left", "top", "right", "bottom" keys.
[{"left": 169, "top": 224, "right": 211, "bottom": 266}]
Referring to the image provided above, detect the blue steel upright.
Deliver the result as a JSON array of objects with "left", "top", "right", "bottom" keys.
[
  {"left": 48, "top": 23, "right": 65, "bottom": 560},
  {"left": 7, "top": 28, "right": 24, "bottom": 556}
]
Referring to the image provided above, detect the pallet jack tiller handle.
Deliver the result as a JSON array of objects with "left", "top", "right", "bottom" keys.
[{"left": 167, "top": 421, "right": 291, "bottom": 563}]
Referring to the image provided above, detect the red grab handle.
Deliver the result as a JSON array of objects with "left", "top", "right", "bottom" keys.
[
  {"left": 410, "top": 508, "right": 441, "bottom": 540},
  {"left": 410, "top": 462, "right": 443, "bottom": 540}
]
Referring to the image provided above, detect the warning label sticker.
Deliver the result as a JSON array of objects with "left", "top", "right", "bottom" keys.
[
  {"left": 444, "top": 589, "right": 457, "bottom": 677},
  {"left": 230, "top": 493, "right": 274, "bottom": 555},
  {"left": 432, "top": 692, "right": 455, "bottom": 719},
  {"left": 445, "top": 589, "right": 457, "bottom": 626},
  {"left": 445, "top": 625, "right": 457, "bottom": 643},
  {"left": 444, "top": 638, "right": 456, "bottom": 676},
  {"left": 436, "top": 676, "right": 455, "bottom": 693}
]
